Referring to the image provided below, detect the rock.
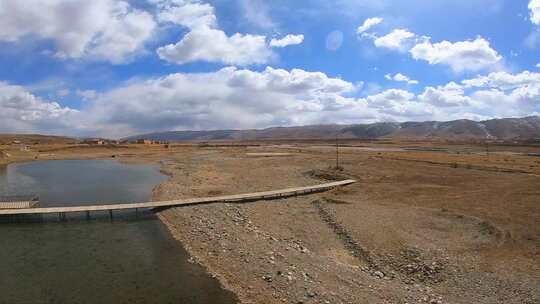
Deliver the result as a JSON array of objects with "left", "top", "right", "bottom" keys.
[
  {"left": 306, "top": 291, "right": 316, "bottom": 298},
  {"left": 300, "top": 247, "right": 310, "bottom": 253},
  {"left": 373, "top": 271, "right": 385, "bottom": 279},
  {"left": 263, "top": 274, "right": 273, "bottom": 282}
]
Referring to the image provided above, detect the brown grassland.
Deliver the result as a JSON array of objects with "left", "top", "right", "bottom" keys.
[{"left": 1, "top": 138, "right": 539, "bottom": 303}]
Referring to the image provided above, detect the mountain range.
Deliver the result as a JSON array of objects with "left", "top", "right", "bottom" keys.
[{"left": 125, "top": 116, "right": 540, "bottom": 142}]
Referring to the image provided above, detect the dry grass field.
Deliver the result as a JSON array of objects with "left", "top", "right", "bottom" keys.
[{"left": 1, "top": 139, "right": 539, "bottom": 303}]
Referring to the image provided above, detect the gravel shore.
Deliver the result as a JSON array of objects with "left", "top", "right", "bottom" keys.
[{"left": 152, "top": 145, "right": 540, "bottom": 304}]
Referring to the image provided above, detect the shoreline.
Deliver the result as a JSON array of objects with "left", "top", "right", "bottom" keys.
[
  {"left": 157, "top": 212, "right": 245, "bottom": 302},
  {"left": 150, "top": 159, "right": 244, "bottom": 302},
  {"left": 145, "top": 145, "right": 539, "bottom": 303},
  {"left": 1, "top": 143, "right": 538, "bottom": 303}
]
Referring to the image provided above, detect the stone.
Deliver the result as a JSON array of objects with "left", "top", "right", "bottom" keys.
[{"left": 373, "top": 271, "right": 385, "bottom": 279}]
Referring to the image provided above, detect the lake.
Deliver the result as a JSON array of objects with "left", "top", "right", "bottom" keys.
[{"left": 0, "top": 159, "right": 237, "bottom": 304}]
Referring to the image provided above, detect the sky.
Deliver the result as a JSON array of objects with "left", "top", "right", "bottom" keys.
[{"left": 0, "top": 0, "right": 539, "bottom": 138}]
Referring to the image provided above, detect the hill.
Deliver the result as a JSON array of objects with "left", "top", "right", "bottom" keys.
[
  {"left": 0, "top": 134, "right": 76, "bottom": 145},
  {"left": 124, "top": 116, "right": 540, "bottom": 142}
]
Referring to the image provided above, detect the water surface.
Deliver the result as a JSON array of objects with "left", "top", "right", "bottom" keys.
[
  {"left": 0, "top": 159, "right": 237, "bottom": 304},
  {"left": 0, "top": 159, "right": 166, "bottom": 206}
]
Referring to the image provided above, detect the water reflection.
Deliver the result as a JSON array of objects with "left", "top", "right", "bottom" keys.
[{"left": 0, "top": 160, "right": 237, "bottom": 304}]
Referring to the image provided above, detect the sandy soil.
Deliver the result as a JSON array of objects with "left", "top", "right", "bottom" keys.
[
  {"left": 150, "top": 143, "right": 539, "bottom": 304},
  {"left": 2, "top": 141, "right": 539, "bottom": 303}
]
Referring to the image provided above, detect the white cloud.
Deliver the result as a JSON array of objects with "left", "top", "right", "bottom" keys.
[
  {"left": 536, "top": 63, "right": 540, "bottom": 68},
  {"left": 364, "top": 89, "right": 429, "bottom": 118},
  {"left": 362, "top": 23, "right": 503, "bottom": 73},
  {"left": 157, "top": 27, "right": 272, "bottom": 65},
  {"left": 525, "top": 29, "right": 540, "bottom": 49},
  {"left": 357, "top": 17, "right": 383, "bottom": 35},
  {"left": 530, "top": 0, "right": 540, "bottom": 25},
  {"left": 0, "top": 82, "right": 78, "bottom": 133},
  {"left": 57, "top": 89, "right": 70, "bottom": 97},
  {"left": 364, "top": 71, "right": 540, "bottom": 122},
  {"left": 270, "top": 34, "right": 304, "bottom": 48},
  {"left": 374, "top": 29, "right": 417, "bottom": 51},
  {"left": 81, "top": 67, "right": 356, "bottom": 137},
  {"left": 238, "top": 0, "right": 276, "bottom": 29},
  {"left": 410, "top": 37, "right": 502, "bottom": 73},
  {"left": 0, "top": 0, "right": 282, "bottom": 66},
  {"left": 76, "top": 89, "right": 98, "bottom": 101},
  {"left": 385, "top": 73, "right": 419, "bottom": 85},
  {"left": 0, "top": 0, "right": 156, "bottom": 63},
  {"left": 418, "top": 82, "right": 471, "bottom": 107},
  {"left": 462, "top": 70, "right": 540, "bottom": 90},
  {"left": 78, "top": 69, "right": 539, "bottom": 137},
  {"left": 155, "top": 0, "right": 277, "bottom": 65},
  {"left": 85, "top": 8, "right": 156, "bottom": 64},
  {"left": 152, "top": 0, "right": 216, "bottom": 29},
  {"left": 2, "top": 68, "right": 539, "bottom": 137}
]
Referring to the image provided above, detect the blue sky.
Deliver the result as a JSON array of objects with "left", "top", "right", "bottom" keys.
[{"left": 0, "top": 0, "right": 539, "bottom": 137}]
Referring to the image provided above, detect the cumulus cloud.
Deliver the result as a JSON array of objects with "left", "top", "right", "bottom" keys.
[
  {"left": 363, "top": 89, "right": 431, "bottom": 118},
  {"left": 2, "top": 68, "right": 539, "bottom": 137},
  {"left": 0, "top": 82, "right": 79, "bottom": 133},
  {"left": 0, "top": 0, "right": 156, "bottom": 63},
  {"left": 270, "top": 35, "right": 304, "bottom": 48},
  {"left": 238, "top": 0, "right": 276, "bottom": 29},
  {"left": 155, "top": 0, "right": 280, "bottom": 65},
  {"left": 418, "top": 82, "right": 470, "bottom": 107},
  {"left": 361, "top": 20, "right": 503, "bottom": 73},
  {"left": 157, "top": 27, "right": 272, "bottom": 65},
  {"left": 0, "top": 0, "right": 287, "bottom": 66},
  {"left": 85, "top": 8, "right": 156, "bottom": 63},
  {"left": 357, "top": 17, "right": 383, "bottom": 35},
  {"left": 80, "top": 67, "right": 356, "bottom": 136},
  {"left": 374, "top": 29, "right": 417, "bottom": 51},
  {"left": 385, "top": 73, "right": 419, "bottom": 85},
  {"left": 79, "top": 70, "right": 540, "bottom": 137},
  {"left": 410, "top": 37, "right": 502, "bottom": 73},
  {"left": 530, "top": 0, "right": 540, "bottom": 25},
  {"left": 462, "top": 70, "right": 540, "bottom": 90},
  {"left": 152, "top": 0, "right": 216, "bottom": 29}
]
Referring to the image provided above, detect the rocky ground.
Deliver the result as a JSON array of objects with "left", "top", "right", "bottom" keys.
[
  {"left": 151, "top": 144, "right": 540, "bottom": 304},
  {"left": 2, "top": 141, "right": 538, "bottom": 303}
]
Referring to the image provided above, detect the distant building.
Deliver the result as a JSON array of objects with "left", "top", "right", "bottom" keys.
[
  {"left": 136, "top": 139, "right": 153, "bottom": 144},
  {"left": 82, "top": 139, "right": 105, "bottom": 145}
]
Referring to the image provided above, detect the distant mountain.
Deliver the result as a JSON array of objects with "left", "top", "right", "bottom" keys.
[
  {"left": 124, "top": 116, "right": 540, "bottom": 142},
  {"left": 0, "top": 134, "right": 75, "bottom": 145}
]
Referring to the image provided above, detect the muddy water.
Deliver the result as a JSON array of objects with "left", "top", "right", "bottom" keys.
[{"left": 0, "top": 160, "right": 237, "bottom": 304}]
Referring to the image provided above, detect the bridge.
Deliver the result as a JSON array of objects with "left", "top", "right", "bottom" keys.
[
  {"left": 0, "top": 195, "right": 39, "bottom": 209},
  {"left": 0, "top": 179, "right": 356, "bottom": 217}
]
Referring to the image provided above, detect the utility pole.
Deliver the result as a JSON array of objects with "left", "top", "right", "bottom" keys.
[{"left": 335, "top": 135, "right": 340, "bottom": 170}]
